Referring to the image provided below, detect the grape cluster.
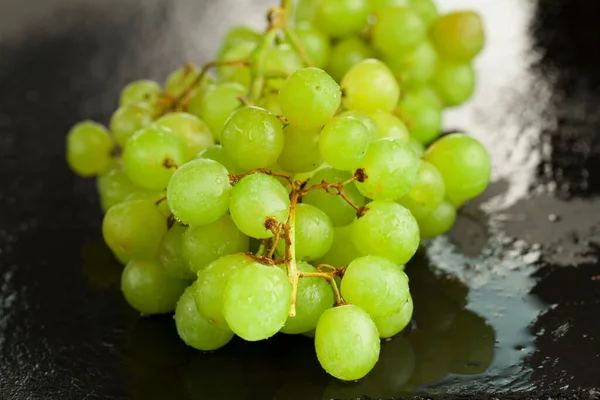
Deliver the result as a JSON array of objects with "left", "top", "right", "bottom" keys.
[{"left": 65, "top": 0, "right": 490, "bottom": 383}]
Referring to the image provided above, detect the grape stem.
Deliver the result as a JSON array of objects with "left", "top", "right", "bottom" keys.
[
  {"left": 299, "top": 170, "right": 368, "bottom": 217},
  {"left": 266, "top": 222, "right": 285, "bottom": 259},
  {"left": 162, "top": 158, "right": 179, "bottom": 170},
  {"left": 285, "top": 188, "right": 301, "bottom": 317},
  {"left": 155, "top": 195, "right": 167, "bottom": 206},
  {"left": 229, "top": 169, "right": 294, "bottom": 185},
  {"left": 298, "top": 271, "right": 345, "bottom": 306},
  {"left": 167, "top": 214, "right": 175, "bottom": 230}
]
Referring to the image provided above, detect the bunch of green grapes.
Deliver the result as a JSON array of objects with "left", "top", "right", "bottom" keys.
[{"left": 65, "top": 0, "right": 490, "bottom": 384}]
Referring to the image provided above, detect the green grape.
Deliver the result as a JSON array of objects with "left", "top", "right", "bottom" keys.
[
  {"left": 315, "top": 304, "right": 380, "bottom": 381},
  {"left": 341, "top": 59, "right": 400, "bottom": 114},
  {"left": 223, "top": 262, "right": 292, "bottom": 341},
  {"left": 102, "top": 198, "right": 167, "bottom": 263},
  {"left": 230, "top": 173, "right": 291, "bottom": 239},
  {"left": 397, "top": 160, "right": 445, "bottom": 219},
  {"left": 446, "top": 309, "right": 495, "bottom": 375},
  {"left": 432, "top": 61, "right": 476, "bottom": 107},
  {"left": 327, "top": 37, "right": 374, "bottom": 83},
  {"left": 198, "top": 82, "right": 246, "bottom": 141},
  {"left": 181, "top": 214, "right": 249, "bottom": 273},
  {"left": 409, "top": 0, "right": 438, "bottom": 26},
  {"left": 338, "top": 110, "right": 378, "bottom": 140},
  {"left": 165, "top": 63, "right": 204, "bottom": 98},
  {"left": 174, "top": 283, "right": 234, "bottom": 351},
  {"left": 295, "top": 0, "right": 319, "bottom": 23},
  {"left": 293, "top": 22, "right": 331, "bottom": 69},
  {"left": 167, "top": 159, "right": 232, "bottom": 226},
  {"left": 217, "top": 25, "right": 261, "bottom": 59},
  {"left": 197, "top": 145, "right": 241, "bottom": 174},
  {"left": 369, "top": 111, "right": 410, "bottom": 142},
  {"left": 277, "top": 203, "right": 334, "bottom": 261},
  {"left": 263, "top": 44, "right": 304, "bottom": 89},
  {"left": 373, "top": 295, "right": 413, "bottom": 338},
  {"left": 373, "top": 6, "right": 427, "bottom": 56},
  {"left": 370, "top": 0, "right": 408, "bottom": 11},
  {"left": 278, "top": 124, "right": 323, "bottom": 173},
  {"left": 317, "top": 224, "right": 364, "bottom": 267},
  {"left": 119, "top": 79, "right": 161, "bottom": 109},
  {"left": 341, "top": 255, "right": 410, "bottom": 318},
  {"left": 257, "top": 91, "right": 283, "bottom": 116},
  {"left": 221, "top": 106, "right": 284, "bottom": 171},
  {"left": 385, "top": 40, "right": 438, "bottom": 89},
  {"left": 280, "top": 262, "right": 334, "bottom": 334},
  {"left": 96, "top": 167, "right": 140, "bottom": 212},
  {"left": 158, "top": 224, "right": 195, "bottom": 280},
  {"left": 408, "top": 138, "right": 426, "bottom": 157},
  {"left": 423, "top": 133, "right": 491, "bottom": 204},
  {"left": 218, "top": 41, "right": 256, "bottom": 86},
  {"left": 352, "top": 200, "right": 419, "bottom": 265},
  {"left": 303, "top": 168, "right": 365, "bottom": 227},
  {"left": 122, "top": 125, "right": 186, "bottom": 190},
  {"left": 121, "top": 258, "right": 189, "bottom": 315},
  {"left": 110, "top": 103, "right": 154, "bottom": 148},
  {"left": 124, "top": 190, "right": 170, "bottom": 218},
  {"left": 396, "top": 89, "right": 443, "bottom": 144},
  {"left": 319, "top": 116, "right": 371, "bottom": 171},
  {"left": 356, "top": 139, "right": 419, "bottom": 200},
  {"left": 66, "top": 121, "right": 114, "bottom": 177},
  {"left": 155, "top": 112, "right": 214, "bottom": 161},
  {"left": 187, "top": 82, "right": 217, "bottom": 119},
  {"left": 195, "top": 253, "right": 253, "bottom": 331},
  {"left": 416, "top": 199, "right": 456, "bottom": 239},
  {"left": 315, "top": 0, "right": 370, "bottom": 38},
  {"left": 279, "top": 67, "right": 341, "bottom": 130},
  {"left": 430, "top": 11, "right": 485, "bottom": 63}
]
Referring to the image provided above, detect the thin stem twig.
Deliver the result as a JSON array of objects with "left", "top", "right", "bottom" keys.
[{"left": 229, "top": 168, "right": 294, "bottom": 185}]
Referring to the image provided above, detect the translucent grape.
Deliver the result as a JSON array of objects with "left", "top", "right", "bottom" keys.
[
  {"left": 262, "top": 44, "right": 304, "bottom": 89},
  {"left": 302, "top": 168, "right": 365, "bottom": 227},
  {"left": 187, "top": 82, "right": 217, "bottom": 119},
  {"left": 218, "top": 41, "right": 255, "bottom": 86},
  {"left": 409, "top": 0, "right": 438, "bottom": 26},
  {"left": 174, "top": 283, "right": 234, "bottom": 350},
  {"left": 295, "top": 0, "right": 319, "bottom": 23},
  {"left": 155, "top": 112, "right": 214, "bottom": 161},
  {"left": 294, "top": 22, "right": 330, "bottom": 69},
  {"left": 396, "top": 89, "right": 443, "bottom": 144},
  {"left": 423, "top": 133, "right": 491, "bottom": 204},
  {"left": 373, "top": 295, "right": 414, "bottom": 338},
  {"left": 66, "top": 121, "right": 114, "bottom": 177},
  {"left": 369, "top": 111, "right": 410, "bottom": 142},
  {"left": 341, "top": 59, "right": 400, "bottom": 114},
  {"left": 102, "top": 198, "right": 167, "bottom": 263},
  {"left": 229, "top": 173, "right": 291, "bottom": 239},
  {"left": 121, "top": 259, "right": 189, "bottom": 315},
  {"left": 218, "top": 25, "right": 261, "bottom": 59},
  {"left": 195, "top": 253, "right": 253, "bottom": 331},
  {"left": 279, "top": 203, "right": 334, "bottom": 261},
  {"left": 124, "top": 190, "right": 171, "bottom": 218},
  {"left": 372, "top": 6, "right": 427, "bottom": 56},
  {"left": 198, "top": 82, "right": 246, "bottom": 141},
  {"left": 315, "top": 0, "right": 370, "bottom": 38},
  {"left": 341, "top": 255, "right": 410, "bottom": 318},
  {"left": 197, "top": 145, "right": 241, "bottom": 174},
  {"left": 221, "top": 106, "right": 284, "bottom": 171},
  {"left": 166, "top": 159, "right": 232, "bottom": 226},
  {"left": 280, "top": 262, "right": 334, "bottom": 334},
  {"left": 122, "top": 125, "right": 186, "bottom": 189},
  {"left": 338, "top": 110, "right": 378, "bottom": 140},
  {"left": 315, "top": 304, "right": 380, "bottom": 381},
  {"left": 181, "top": 214, "right": 249, "bottom": 273},
  {"left": 352, "top": 200, "right": 420, "bottom": 265},
  {"left": 430, "top": 11, "right": 485, "bottom": 63},
  {"left": 385, "top": 41, "right": 438, "bottom": 89},
  {"left": 317, "top": 224, "right": 364, "bottom": 267},
  {"left": 158, "top": 224, "right": 195, "bottom": 280},
  {"left": 119, "top": 80, "right": 161, "bottom": 109},
  {"left": 397, "top": 160, "right": 445, "bottom": 219},
  {"left": 257, "top": 92, "right": 283, "bottom": 116},
  {"left": 409, "top": 138, "right": 426, "bottom": 157},
  {"left": 279, "top": 68, "right": 341, "bottom": 130},
  {"left": 96, "top": 167, "right": 139, "bottom": 212},
  {"left": 417, "top": 199, "right": 456, "bottom": 239},
  {"left": 110, "top": 103, "right": 154, "bottom": 148},
  {"left": 432, "top": 61, "right": 476, "bottom": 107},
  {"left": 278, "top": 124, "right": 323, "bottom": 173},
  {"left": 356, "top": 139, "right": 420, "bottom": 200},
  {"left": 319, "top": 116, "right": 371, "bottom": 171},
  {"left": 223, "top": 262, "right": 292, "bottom": 341},
  {"left": 327, "top": 37, "right": 374, "bottom": 83}
]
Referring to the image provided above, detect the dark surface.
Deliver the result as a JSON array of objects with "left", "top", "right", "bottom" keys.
[{"left": 0, "top": 0, "right": 599, "bottom": 399}]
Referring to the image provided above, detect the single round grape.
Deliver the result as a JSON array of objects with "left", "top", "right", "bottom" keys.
[
  {"left": 317, "top": 224, "right": 364, "bottom": 267},
  {"left": 430, "top": 11, "right": 485, "bottom": 63},
  {"left": 66, "top": 121, "right": 114, "bottom": 177},
  {"left": 338, "top": 110, "right": 378, "bottom": 140},
  {"left": 223, "top": 262, "right": 292, "bottom": 341},
  {"left": 397, "top": 160, "right": 445, "bottom": 219},
  {"left": 278, "top": 125, "right": 323, "bottom": 173},
  {"left": 341, "top": 255, "right": 410, "bottom": 318},
  {"left": 327, "top": 37, "right": 374, "bottom": 82},
  {"left": 221, "top": 106, "right": 284, "bottom": 171},
  {"left": 263, "top": 44, "right": 304, "bottom": 89},
  {"left": 356, "top": 139, "right": 420, "bottom": 200},
  {"left": 369, "top": 111, "right": 410, "bottom": 142},
  {"left": 295, "top": 0, "right": 319, "bottom": 23},
  {"left": 181, "top": 214, "right": 249, "bottom": 273},
  {"left": 110, "top": 103, "right": 154, "bottom": 148},
  {"left": 432, "top": 61, "right": 476, "bottom": 107},
  {"left": 229, "top": 173, "right": 290, "bottom": 239},
  {"left": 158, "top": 224, "right": 194, "bottom": 280},
  {"left": 294, "top": 22, "right": 330, "bottom": 69},
  {"left": 341, "top": 59, "right": 400, "bottom": 114},
  {"left": 315, "top": 0, "right": 370, "bottom": 38},
  {"left": 372, "top": 6, "right": 427, "bottom": 56},
  {"left": 280, "top": 262, "right": 334, "bottom": 334},
  {"left": 257, "top": 92, "right": 283, "bottom": 116},
  {"left": 121, "top": 259, "right": 189, "bottom": 315},
  {"left": 102, "top": 198, "right": 167, "bottom": 263},
  {"left": 409, "top": 138, "right": 426, "bottom": 157},
  {"left": 303, "top": 168, "right": 365, "bottom": 227},
  {"left": 385, "top": 40, "right": 438, "bottom": 89},
  {"left": 165, "top": 63, "right": 201, "bottom": 97},
  {"left": 96, "top": 167, "right": 140, "bottom": 212},
  {"left": 352, "top": 200, "right": 420, "bottom": 265},
  {"left": 155, "top": 112, "right": 214, "bottom": 161},
  {"left": 195, "top": 253, "right": 253, "bottom": 331},
  {"left": 218, "top": 41, "right": 256, "bottom": 87},
  {"left": 446, "top": 309, "right": 495, "bottom": 375},
  {"left": 319, "top": 116, "right": 371, "bottom": 171},
  {"left": 396, "top": 89, "right": 443, "bottom": 144},
  {"left": 174, "top": 283, "right": 234, "bottom": 351},
  {"left": 279, "top": 67, "right": 341, "bottom": 130},
  {"left": 197, "top": 144, "right": 240, "bottom": 174},
  {"left": 409, "top": 0, "right": 438, "bottom": 26},
  {"left": 197, "top": 82, "right": 246, "bottom": 141},
  {"left": 281, "top": 203, "right": 334, "bottom": 261},
  {"left": 119, "top": 80, "right": 161, "bottom": 109},
  {"left": 417, "top": 199, "right": 456, "bottom": 239},
  {"left": 124, "top": 190, "right": 171, "bottom": 218},
  {"left": 423, "top": 133, "right": 491, "bottom": 204},
  {"left": 315, "top": 304, "right": 380, "bottom": 381},
  {"left": 166, "top": 159, "right": 232, "bottom": 226},
  {"left": 373, "top": 296, "right": 414, "bottom": 338},
  {"left": 217, "top": 25, "right": 261, "bottom": 59}
]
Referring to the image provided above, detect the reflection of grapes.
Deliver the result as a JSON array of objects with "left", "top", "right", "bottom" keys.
[
  {"left": 446, "top": 309, "right": 496, "bottom": 375},
  {"left": 183, "top": 353, "right": 248, "bottom": 400},
  {"left": 405, "top": 330, "right": 453, "bottom": 388}
]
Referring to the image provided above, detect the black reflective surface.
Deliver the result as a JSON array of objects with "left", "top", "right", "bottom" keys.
[{"left": 0, "top": 0, "right": 599, "bottom": 399}]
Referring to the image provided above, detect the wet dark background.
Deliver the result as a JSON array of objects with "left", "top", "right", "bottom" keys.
[{"left": 0, "top": 0, "right": 599, "bottom": 399}]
